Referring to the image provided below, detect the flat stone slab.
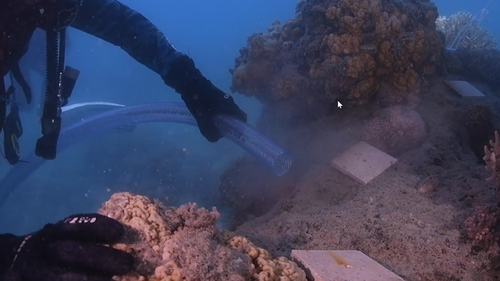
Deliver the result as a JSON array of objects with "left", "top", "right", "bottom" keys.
[
  {"left": 291, "top": 250, "right": 405, "bottom": 281},
  {"left": 331, "top": 141, "right": 397, "bottom": 185},
  {"left": 444, "top": 80, "right": 485, "bottom": 97}
]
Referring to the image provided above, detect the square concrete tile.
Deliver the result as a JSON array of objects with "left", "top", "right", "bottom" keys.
[
  {"left": 444, "top": 80, "right": 485, "bottom": 97},
  {"left": 291, "top": 250, "right": 405, "bottom": 281},
  {"left": 331, "top": 141, "right": 397, "bottom": 185}
]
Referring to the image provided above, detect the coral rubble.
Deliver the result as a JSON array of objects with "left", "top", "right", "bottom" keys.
[
  {"left": 98, "top": 192, "right": 306, "bottom": 281},
  {"left": 230, "top": 0, "right": 443, "bottom": 120}
]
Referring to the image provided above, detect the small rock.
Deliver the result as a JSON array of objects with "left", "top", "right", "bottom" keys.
[{"left": 417, "top": 176, "right": 442, "bottom": 194}]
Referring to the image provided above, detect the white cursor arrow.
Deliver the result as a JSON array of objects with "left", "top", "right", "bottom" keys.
[{"left": 337, "top": 101, "right": 343, "bottom": 108}]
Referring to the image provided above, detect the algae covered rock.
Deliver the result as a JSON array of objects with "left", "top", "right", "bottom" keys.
[{"left": 363, "top": 105, "right": 427, "bottom": 156}]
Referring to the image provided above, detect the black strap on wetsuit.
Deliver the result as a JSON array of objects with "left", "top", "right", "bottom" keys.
[
  {"left": 10, "top": 61, "right": 32, "bottom": 104},
  {"left": 2, "top": 73, "right": 25, "bottom": 165},
  {"left": 35, "top": 29, "right": 66, "bottom": 160},
  {"left": 35, "top": 0, "right": 81, "bottom": 160},
  {"left": 0, "top": 63, "right": 26, "bottom": 165},
  {"left": 1, "top": 61, "right": 33, "bottom": 165},
  {"left": 35, "top": 29, "right": 80, "bottom": 160}
]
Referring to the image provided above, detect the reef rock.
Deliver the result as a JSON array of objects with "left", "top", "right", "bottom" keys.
[
  {"left": 363, "top": 105, "right": 427, "bottom": 156},
  {"left": 230, "top": 0, "right": 443, "bottom": 121}
]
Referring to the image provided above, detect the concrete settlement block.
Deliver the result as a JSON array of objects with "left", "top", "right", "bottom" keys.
[
  {"left": 331, "top": 141, "right": 397, "bottom": 185},
  {"left": 291, "top": 250, "right": 405, "bottom": 281},
  {"left": 444, "top": 80, "right": 485, "bottom": 97}
]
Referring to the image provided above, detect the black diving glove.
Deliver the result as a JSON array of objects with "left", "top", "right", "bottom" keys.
[
  {"left": 163, "top": 54, "right": 247, "bottom": 142},
  {"left": 0, "top": 213, "right": 134, "bottom": 281}
]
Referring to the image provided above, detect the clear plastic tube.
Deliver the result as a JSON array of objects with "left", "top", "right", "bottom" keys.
[{"left": 0, "top": 102, "right": 293, "bottom": 207}]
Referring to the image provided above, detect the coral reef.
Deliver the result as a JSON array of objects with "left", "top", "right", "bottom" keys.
[
  {"left": 363, "top": 105, "right": 427, "bottom": 156},
  {"left": 230, "top": 0, "right": 442, "bottom": 121},
  {"left": 464, "top": 131, "right": 500, "bottom": 252},
  {"left": 435, "top": 11, "right": 498, "bottom": 51},
  {"left": 98, "top": 192, "right": 307, "bottom": 281}
]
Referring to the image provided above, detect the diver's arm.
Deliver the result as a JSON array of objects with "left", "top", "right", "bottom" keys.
[
  {"left": 70, "top": 0, "right": 180, "bottom": 78},
  {"left": 71, "top": 0, "right": 247, "bottom": 142}
]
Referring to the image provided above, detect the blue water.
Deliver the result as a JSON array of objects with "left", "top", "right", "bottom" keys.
[{"left": 0, "top": 0, "right": 499, "bottom": 235}]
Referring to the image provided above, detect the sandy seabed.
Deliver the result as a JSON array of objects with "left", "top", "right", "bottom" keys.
[{"left": 232, "top": 77, "right": 500, "bottom": 281}]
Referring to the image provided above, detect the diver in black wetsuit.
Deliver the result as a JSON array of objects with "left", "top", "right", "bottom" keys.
[
  {"left": 0, "top": 1, "right": 247, "bottom": 280},
  {"left": 1, "top": 0, "right": 247, "bottom": 163}
]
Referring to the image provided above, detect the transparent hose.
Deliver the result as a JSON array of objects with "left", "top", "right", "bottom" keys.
[{"left": 0, "top": 102, "right": 293, "bottom": 207}]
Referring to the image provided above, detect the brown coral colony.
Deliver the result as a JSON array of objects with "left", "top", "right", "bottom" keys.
[{"left": 229, "top": 0, "right": 442, "bottom": 119}]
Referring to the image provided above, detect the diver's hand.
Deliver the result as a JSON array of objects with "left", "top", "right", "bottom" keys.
[
  {"left": 163, "top": 53, "right": 247, "bottom": 142},
  {"left": 182, "top": 85, "right": 247, "bottom": 142},
  {"left": 3, "top": 213, "right": 134, "bottom": 281}
]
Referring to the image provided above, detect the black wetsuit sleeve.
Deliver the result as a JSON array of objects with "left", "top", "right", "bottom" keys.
[{"left": 70, "top": 0, "right": 182, "bottom": 79}]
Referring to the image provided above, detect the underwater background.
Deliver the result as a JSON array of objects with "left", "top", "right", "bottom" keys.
[{"left": 2, "top": 0, "right": 500, "bottom": 280}]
